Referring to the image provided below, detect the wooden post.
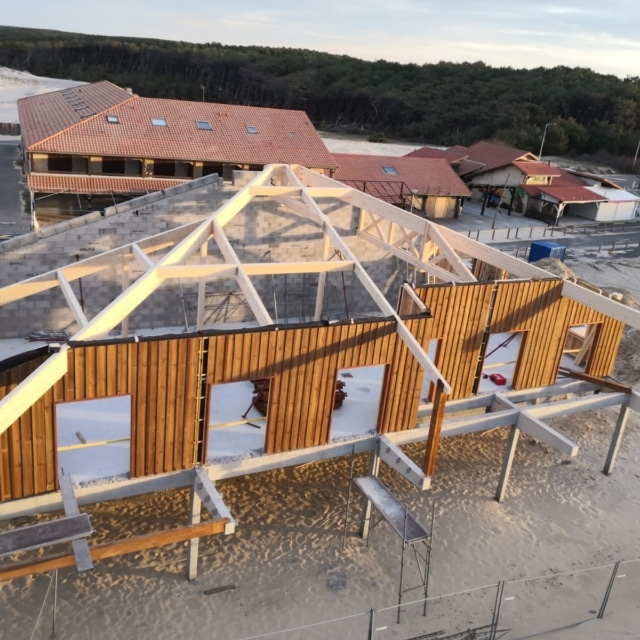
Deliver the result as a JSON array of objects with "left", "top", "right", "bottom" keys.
[
  {"left": 495, "top": 426, "right": 520, "bottom": 503},
  {"left": 423, "top": 379, "right": 446, "bottom": 477},
  {"left": 603, "top": 404, "right": 630, "bottom": 476},
  {"left": 187, "top": 485, "right": 202, "bottom": 581}
]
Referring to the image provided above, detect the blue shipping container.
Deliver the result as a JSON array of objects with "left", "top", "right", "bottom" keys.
[{"left": 528, "top": 241, "right": 566, "bottom": 263}]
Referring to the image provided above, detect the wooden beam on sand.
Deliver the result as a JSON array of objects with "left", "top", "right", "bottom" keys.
[{"left": 0, "top": 519, "right": 229, "bottom": 582}]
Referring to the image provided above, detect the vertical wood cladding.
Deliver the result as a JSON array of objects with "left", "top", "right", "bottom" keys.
[
  {"left": 205, "top": 321, "right": 403, "bottom": 453},
  {"left": 0, "top": 355, "right": 55, "bottom": 501},
  {"left": 0, "top": 279, "right": 626, "bottom": 501},
  {"left": 483, "top": 280, "right": 623, "bottom": 388},
  {"left": 408, "top": 283, "right": 495, "bottom": 399}
]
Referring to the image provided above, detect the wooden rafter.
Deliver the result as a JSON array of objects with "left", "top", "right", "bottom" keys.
[
  {"left": 284, "top": 166, "right": 450, "bottom": 392},
  {"left": 212, "top": 219, "right": 272, "bottom": 326}
]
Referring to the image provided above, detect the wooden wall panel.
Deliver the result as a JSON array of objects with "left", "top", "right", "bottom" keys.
[
  {"left": 0, "top": 356, "right": 56, "bottom": 501},
  {"left": 560, "top": 299, "right": 625, "bottom": 378},
  {"left": 0, "top": 277, "right": 627, "bottom": 501},
  {"left": 489, "top": 280, "right": 566, "bottom": 389},
  {"left": 410, "top": 283, "right": 494, "bottom": 399},
  {"left": 205, "top": 321, "right": 405, "bottom": 453}
]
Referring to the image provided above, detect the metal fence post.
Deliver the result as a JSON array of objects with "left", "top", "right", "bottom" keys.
[
  {"left": 598, "top": 561, "right": 620, "bottom": 619},
  {"left": 490, "top": 581, "right": 505, "bottom": 640},
  {"left": 367, "top": 608, "right": 375, "bottom": 640}
]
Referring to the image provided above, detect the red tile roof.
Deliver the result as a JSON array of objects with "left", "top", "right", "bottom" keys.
[
  {"left": 19, "top": 84, "right": 336, "bottom": 170},
  {"left": 523, "top": 184, "right": 607, "bottom": 203},
  {"left": 27, "top": 173, "right": 187, "bottom": 195},
  {"left": 18, "top": 82, "right": 133, "bottom": 149},
  {"left": 513, "top": 161, "right": 562, "bottom": 178},
  {"left": 463, "top": 141, "right": 535, "bottom": 175},
  {"left": 404, "top": 146, "right": 467, "bottom": 163},
  {"left": 332, "top": 153, "right": 471, "bottom": 197}
]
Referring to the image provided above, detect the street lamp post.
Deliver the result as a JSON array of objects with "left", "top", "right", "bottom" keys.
[
  {"left": 538, "top": 122, "right": 557, "bottom": 161},
  {"left": 632, "top": 138, "right": 640, "bottom": 173}
]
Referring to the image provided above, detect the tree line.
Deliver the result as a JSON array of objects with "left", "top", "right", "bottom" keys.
[{"left": 1, "top": 25, "right": 639, "bottom": 165}]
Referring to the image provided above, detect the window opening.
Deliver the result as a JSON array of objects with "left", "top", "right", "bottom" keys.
[{"left": 56, "top": 396, "right": 132, "bottom": 483}]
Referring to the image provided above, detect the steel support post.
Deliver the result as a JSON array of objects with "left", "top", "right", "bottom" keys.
[
  {"left": 495, "top": 426, "right": 520, "bottom": 503},
  {"left": 603, "top": 405, "right": 630, "bottom": 475},
  {"left": 187, "top": 486, "right": 202, "bottom": 581}
]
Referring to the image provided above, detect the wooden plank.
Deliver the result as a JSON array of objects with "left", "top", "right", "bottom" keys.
[
  {"left": 164, "top": 339, "right": 179, "bottom": 471},
  {"left": 106, "top": 344, "right": 119, "bottom": 396},
  {"left": 0, "top": 519, "right": 229, "bottom": 582},
  {"left": 298, "top": 326, "right": 316, "bottom": 449},
  {"left": 155, "top": 340, "right": 169, "bottom": 473},
  {"left": 133, "top": 341, "right": 148, "bottom": 477},
  {"left": 308, "top": 327, "right": 329, "bottom": 447},
  {"left": 145, "top": 342, "right": 159, "bottom": 476}
]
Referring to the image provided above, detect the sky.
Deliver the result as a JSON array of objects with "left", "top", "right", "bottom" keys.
[{"left": 2, "top": 1, "right": 640, "bottom": 79}]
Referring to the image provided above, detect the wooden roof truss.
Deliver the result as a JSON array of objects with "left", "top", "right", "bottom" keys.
[{"left": 2, "top": 164, "right": 640, "bottom": 439}]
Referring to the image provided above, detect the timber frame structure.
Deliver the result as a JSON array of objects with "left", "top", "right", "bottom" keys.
[{"left": 2, "top": 164, "right": 640, "bottom": 580}]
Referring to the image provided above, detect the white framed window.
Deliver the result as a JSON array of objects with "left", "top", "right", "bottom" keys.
[
  {"left": 151, "top": 117, "right": 167, "bottom": 126},
  {"left": 382, "top": 165, "right": 398, "bottom": 175},
  {"left": 246, "top": 125, "right": 258, "bottom": 134},
  {"left": 196, "top": 120, "right": 212, "bottom": 130},
  {"left": 106, "top": 115, "right": 119, "bottom": 124}
]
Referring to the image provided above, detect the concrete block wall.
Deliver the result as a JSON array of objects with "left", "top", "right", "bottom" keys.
[
  {"left": 0, "top": 176, "right": 228, "bottom": 338},
  {"left": 0, "top": 172, "right": 406, "bottom": 338}
]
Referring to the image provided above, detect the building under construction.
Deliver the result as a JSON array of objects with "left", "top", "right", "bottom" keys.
[{"left": 1, "top": 164, "right": 640, "bottom": 582}]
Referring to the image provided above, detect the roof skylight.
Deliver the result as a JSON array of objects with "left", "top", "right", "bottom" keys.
[
  {"left": 106, "top": 115, "right": 119, "bottom": 124},
  {"left": 382, "top": 166, "right": 398, "bottom": 175},
  {"left": 246, "top": 126, "right": 259, "bottom": 134},
  {"left": 151, "top": 118, "right": 167, "bottom": 126},
  {"left": 196, "top": 120, "right": 212, "bottom": 130}
]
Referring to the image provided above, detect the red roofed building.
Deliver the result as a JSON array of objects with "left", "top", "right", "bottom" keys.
[
  {"left": 18, "top": 81, "right": 336, "bottom": 225},
  {"left": 332, "top": 153, "right": 470, "bottom": 219},
  {"left": 407, "top": 139, "right": 638, "bottom": 223}
]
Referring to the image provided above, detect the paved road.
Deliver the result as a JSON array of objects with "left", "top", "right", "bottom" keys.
[{"left": 0, "top": 138, "right": 30, "bottom": 235}]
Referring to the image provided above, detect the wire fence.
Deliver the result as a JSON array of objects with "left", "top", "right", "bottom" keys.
[
  {"left": 467, "top": 218, "right": 640, "bottom": 245},
  {"left": 226, "top": 558, "right": 640, "bottom": 640}
]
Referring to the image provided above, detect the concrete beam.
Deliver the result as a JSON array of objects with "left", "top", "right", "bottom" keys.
[
  {"left": 379, "top": 435, "right": 429, "bottom": 490},
  {"left": 516, "top": 412, "right": 578, "bottom": 457},
  {"left": 59, "top": 473, "right": 94, "bottom": 573},
  {"left": 527, "top": 392, "right": 629, "bottom": 420},
  {"left": 193, "top": 467, "right": 236, "bottom": 535}
]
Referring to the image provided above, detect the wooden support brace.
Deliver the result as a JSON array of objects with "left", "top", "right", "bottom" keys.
[
  {"left": 423, "top": 379, "right": 447, "bottom": 477},
  {"left": 0, "top": 519, "right": 229, "bottom": 582}
]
